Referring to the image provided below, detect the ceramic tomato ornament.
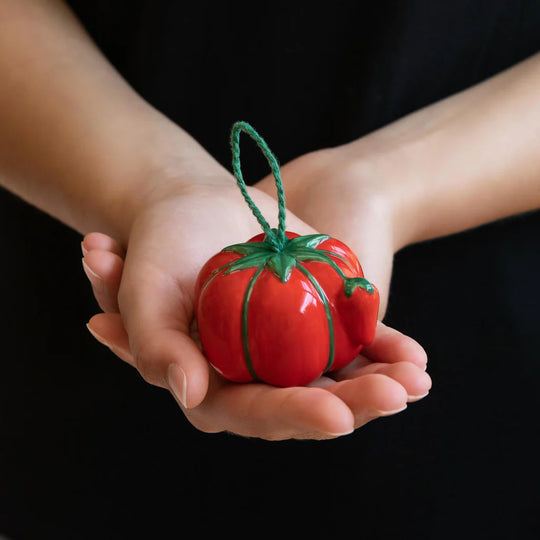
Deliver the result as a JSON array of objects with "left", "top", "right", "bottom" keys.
[{"left": 194, "top": 122, "right": 379, "bottom": 387}]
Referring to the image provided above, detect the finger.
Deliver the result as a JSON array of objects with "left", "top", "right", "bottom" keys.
[
  {"left": 82, "top": 232, "right": 125, "bottom": 258},
  {"left": 336, "top": 361, "right": 432, "bottom": 401},
  {"left": 362, "top": 321, "right": 428, "bottom": 369},
  {"left": 187, "top": 378, "right": 355, "bottom": 441},
  {"left": 118, "top": 261, "right": 209, "bottom": 409},
  {"left": 329, "top": 373, "right": 409, "bottom": 428},
  {"left": 86, "top": 312, "right": 134, "bottom": 365},
  {"left": 82, "top": 250, "right": 123, "bottom": 312}
]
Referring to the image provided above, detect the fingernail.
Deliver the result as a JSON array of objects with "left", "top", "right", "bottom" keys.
[
  {"left": 86, "top": 324, "right": 131, "bottom": 363},
  {"left": 408, "top": 390, "right": 430, "bottom": 402},
  {"left": 378, "top": 404, "right": 407, "bottom": 417},
  {"left": 326, "top": 428, "right": 354, "bottom": 437},
  {"left": 82, "top": 259, "right": 104, "bottom": 293},
  {"left": 82, "top": 258, "right": 100, "bottom": 280},
  {"left": 81, "top": 241, "right": 88, "bottom": 256},
  {"left": 167, "top": 364, "right": 188, "bottom": 408},
  {"left": 86, "top": 323, "right": 111, "bottom": 347}
]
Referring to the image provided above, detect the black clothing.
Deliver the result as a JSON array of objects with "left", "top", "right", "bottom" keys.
[{"left": 1, "top": 2, "right": 539, "bottom": 538}]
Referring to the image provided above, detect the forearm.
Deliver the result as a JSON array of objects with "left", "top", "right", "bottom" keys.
[
  {"left": 349, "top": 52, "right": 540, "bottom": 249},
  {"left": 0, "top": 0, "right": 224, "bottom": 245}
]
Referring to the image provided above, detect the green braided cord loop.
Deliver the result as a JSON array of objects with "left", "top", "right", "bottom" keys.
[{"left": 230, "top": 121, "right": 287, "bottom": 251}]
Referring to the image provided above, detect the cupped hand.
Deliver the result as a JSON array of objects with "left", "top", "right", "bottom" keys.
[
  {"left": 82, "top": 174, "right": 430, "bottom": 440},
  {"left": 84, "top": 176, "right": 320, "bottom": 405},
  {"left": 256, "top": 146, "right": 399, "bottom": 318}
]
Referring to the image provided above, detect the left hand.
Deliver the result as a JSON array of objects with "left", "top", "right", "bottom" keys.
[{"left": 256, "top": 146, "right": 399, "bottom": 317}]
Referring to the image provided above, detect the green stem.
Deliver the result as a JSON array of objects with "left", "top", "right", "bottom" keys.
[
  {"left": 230, "top": 121, "right": 287, "bottom": 250},
  {"left": 241, "top": 266, "right": 265, "bottom": 380}
]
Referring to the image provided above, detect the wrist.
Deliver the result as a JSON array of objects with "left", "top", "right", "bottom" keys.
[
  {"left": 342, "top": 53, "right": 540, "bottom": 251},
  {"left": 334, "top": 137, "right": 428, "bottom": 253},
  {"left": 91, "top": 118, "right": 232, "bottom": 247}
]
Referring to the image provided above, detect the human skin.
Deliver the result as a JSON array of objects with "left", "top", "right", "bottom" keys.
[
  {"left": 258, "top": 50, "right": 540, "bottom": 316},
  {"left": 84, "top": 50, "right": 540, "bottom": 438},
  {"left": 0, "top": 0, "right": 431, "bottom": 440}
]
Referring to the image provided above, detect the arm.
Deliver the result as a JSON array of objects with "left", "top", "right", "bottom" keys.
[
  {"left": 0, "top": 0, "right": 431, "bottom": 440},
  {"left": 256, "top": 52, "right": 540, "bottom": 316},
  {"left": 0, "top": 0, "right": 225, "bottom": 244},
  {"left": 348, "top": 51, "right": 540, "bottom": 249}
]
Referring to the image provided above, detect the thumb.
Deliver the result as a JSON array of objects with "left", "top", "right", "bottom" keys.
[
  {"left": 82, "top": 235, "right": 211, "bottom": 409},
  {"left": 88, "top": 310, "right": 209, "bottom": 409},
  {"left": 118, "top": 260, "right": 210, "bottom": 409},
  {"left": 86, "top": 261, "right": 210, "bottom": 409}
]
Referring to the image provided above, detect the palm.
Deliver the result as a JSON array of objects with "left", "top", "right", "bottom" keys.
[
  {"left": 83, "top": 171, "right": 430, "bottom": 440},
  {"left": 115, "top": 179, "right": 317, "bottom": 392}
]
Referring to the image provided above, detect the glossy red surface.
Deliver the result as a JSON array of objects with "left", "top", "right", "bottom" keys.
[
  {"left": 194, "top": 231, "right": 379, "bottom": 387},
  {"left": 245, "top": 264, "right": 330, "bottom": 386}
]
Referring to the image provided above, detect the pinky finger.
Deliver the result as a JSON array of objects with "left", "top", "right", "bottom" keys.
[
  {"left": 82, "top": 232, "right": 125, "bottom": 258},
  {"left": 329, "top": 373, "right": 409, "bottom": 428}
]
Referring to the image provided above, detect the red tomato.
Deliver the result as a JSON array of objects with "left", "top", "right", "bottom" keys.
[{"left": 194, "top": 231, "right": 379, "bottom": 387}]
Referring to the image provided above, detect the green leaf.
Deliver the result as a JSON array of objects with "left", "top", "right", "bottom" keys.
[
  {"left": 224, "top": 252, "right": 272, "bottom": 274},
  {"left": 266, "top": 253, "right": 296, "bottom": 283},
  {"left": 298, "top": 247, "right": 351, "bottom": 266},
  {"left": 344, "top": 277, "right": 375, "bottom": 296},
  {"left": 289, "top": 247, "right": 335, "bottom": 265},
  {"left": 285, "top": 234, "right": 330, "bottom": 250},
  {"left": 223, "top": 241, "right": 275, "bottom": 256},
  {"left": 291, "top": 247, "right": 349, "bottom": 280}
]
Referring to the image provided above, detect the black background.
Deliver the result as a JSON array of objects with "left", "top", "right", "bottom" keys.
[{"left": 1, "top": 1, "right": 539, "bottom": 538}]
